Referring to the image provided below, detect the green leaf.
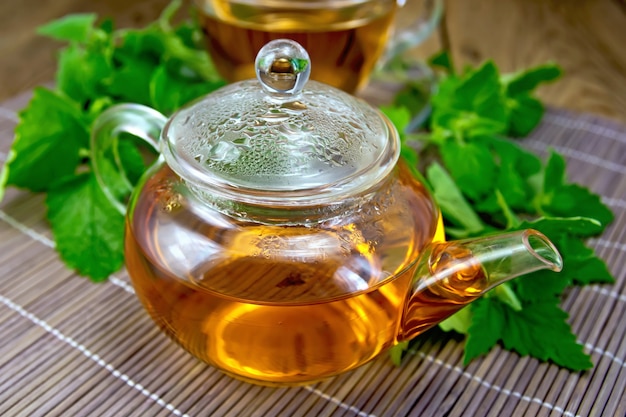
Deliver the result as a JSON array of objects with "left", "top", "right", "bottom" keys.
[
  {"left": 497, "top": 162, "right": 533, "bottom": 212},
  {"left": 3, "top": 88, "right": 88, "bottom": 193},
  {"left": 429, "top": 62, "right": 509, "bottom": 139},
  {"left": 388, "top": 341, "right": 410, "bottom": 366},
  {"left": 453, "top": 61, "right": 509, "bottom": 126},
  {"left": 380, "top": 105, "right": 412, "bottom": 133},
  {"left": 507, "top": 93, "right": 544, "bottom": 137},
  {"left": 484, "top": 135, "right": 542, "bottom": 179},
  {"left": 96, "top": 137, "right": 148, "bottom": 201},
  {"left": 518, "top": 216, "right": 604, "bottom": 239},
  {"left": 538, "top": 152, "right": 614, "bottom": 229},
  {"left": 514, "top": 269, "right": 571, "bottom": 302},
  {"left": 149, "top": 64, "right": 223, "bottom": 114},
  {"left": 440, "top": 140, "right": 497, "bottom": 200},
  {"left": 542, "top": 151, "right": 566, "bottom": 194},
  {"left": 46, "top": 172, "right": 125, "bottom": 281},
  {"left": 37, "top": 13, "right": 98, "bottom": 43},
  {"left": 108, "top": 50, "right": 157, "bottom": 105},
  {"left": 56, "top": 43, "right": 114, "bottom": 104},
  {"left": 501, "top": 301, "right": 592, "bottom": 371},
  {"left": 504, "top": 63, "right": 562, "bottom": 97},
  {"left": 465, "top": 298, "right": 592, "bottom": 371},
  {"left": 117, "top": 138, "right": 150, "bottom": 186},
  {"left": 426, "top": 162, "right": 486, "bottom": 236},
  {"left": 428, "top": 50, "right": 454, "bottom": 74},
  {"left": 473, "top": 136, "right": 541, "bottom": 214},
  {"left": 464, "top": 298, "right": 506, "bottom": 364},
  {"left": 553, "top": 237, "right": 614, "bottom": 285},
  {"left": 543, "top": 184, "right": 614, "bottom": 229},
  {"left": 491, "top": 282, "right": 523, "bottom": 311},
  {"left": 439, "top": 305, "right": 472, "bottom": 334}
]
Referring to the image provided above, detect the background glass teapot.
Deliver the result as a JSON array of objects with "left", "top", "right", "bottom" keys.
[{"left": 91, "top": 40, "right": 562, "bottom": 386}]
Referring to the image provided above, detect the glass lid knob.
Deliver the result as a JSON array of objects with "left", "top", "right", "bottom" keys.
[{"left": 255, "top": 39, "right": 311, "bottom": 98}]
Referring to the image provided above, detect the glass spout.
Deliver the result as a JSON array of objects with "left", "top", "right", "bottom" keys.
[{"left": 399, "top": 229, "right": 562, "bottom": 341}]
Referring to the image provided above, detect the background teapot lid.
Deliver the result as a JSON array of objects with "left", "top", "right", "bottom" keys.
[{"left": 161, "top": 39, "right": 399, "bottom": 203}]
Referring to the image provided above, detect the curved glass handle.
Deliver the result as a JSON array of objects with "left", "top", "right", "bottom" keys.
[
  {"left": 384, "top": 0, "right": 444, "bottom": 64},
  {"left": 90, "top": 103, "right": 168, "bottom": 215}
]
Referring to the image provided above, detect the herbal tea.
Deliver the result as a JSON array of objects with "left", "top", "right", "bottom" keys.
[
  {"left": 195, "top": 0, "right": 397, "bottom": 93},
  {"left": 124, "top": 162, "right": 443, "bottom": 385}
]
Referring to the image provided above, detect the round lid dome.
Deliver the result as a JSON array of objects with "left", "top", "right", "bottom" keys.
[{"left": 161, "top": 39, "right": 399, "bottom": 205}]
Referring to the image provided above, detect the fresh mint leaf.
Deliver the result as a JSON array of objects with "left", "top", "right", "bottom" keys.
[
  {"left": 37, "top": 13, "right": 98, "bottom": 43},
  {"left": 428, "top": 50, "right": 454, "bottom": 74},
  {"left": 542, "top": 183, "right": 614, "bottom": 228},
  {"left": 429, "top": 62, "right": 509, "bottom": 141},
  {"left": 419, "top": 56, "right": 611, "bottom": 371},
  {"left": 502, "top": 64, "right": 561, "bottom": 136},
  {"left": 482, "top": 134, "right": 542, "bottom": 179},
  {"left": 440, "top": 140, "right": 497, "bottom": 200},
  {"left": 507, "top": 93, "right": 544, "bottom": 137},
  {"left": 552, "top": 237, "right": 614, "bottom": 285},
  {"left": 493, "top": 190, "right": 521, "bottom": 229},
  {"left": 518, "top": 216, "right": 604, "bottom": 238},
  {"left": 56, "top": 43, "right": 114, "bottom": 105},
  {"left": 513, "top": 268, "right": 571, "bottom": 302},
  {"left": 465, "top": 297, "right": 592, "bottom": 371},
  {"left": 149, "top": 63, "right": 223, "bottom": 114},
  {"left": 380, "top": 105, "right": 421, "bottom": 170},
  {"left": 389, "top": 341, "right": 409, "bottom": 366},
  {"left": 439, "top": 305, "right": 472, "bottom": 334},
  {"left": 472, "top": 136, "right": 541, "bottom": 214},
  {"left": 46, "top": 172, "right": 125, "bottom": 281},
  {"left": 542, "top": 150, "right": 566, "bottom": 194},
  {"left": 0, "top": 0, "right": 227, "bottom": 283},
  {"left": 107, "top": 51, "right": 156, "bottom": 106},
  {"left": 3, "top": 88, "right": 88, "bottom": 193},
  {"left": 496, "top": 162, "right": 533, "bottom": 213},
  {"left": 96, "top": 138, "right": 148, "bottom": 202},
  {"left": 426, "top": 162, "right": 486, "bottom": 237},
  {"left": 122, "top": 21, "right": 220, "bottom": 84},
  {"left": 501, "top": 300, "right": 592, "bottom": 371},
  {"left": 538, "top": 152, "right": 614, "bottom": 228},
  {"left": 117, "top": 139, "right": 150, "bottom": 186},
  {"left": 464, "top": 298, "right": 506, "bottom": 363},
  {"left": 451, "top": 61, "right": 508, "bottom": 128},
  {"left": 503, "top": 63, "right": 562, "bottom": 97}
]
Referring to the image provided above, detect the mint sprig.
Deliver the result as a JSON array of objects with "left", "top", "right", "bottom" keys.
[
  {"left": 387, "top": 54, "right": 614, "bottom": 371},
  {"left": 0, "top": 1, "right": 224, "bottom": 279}
]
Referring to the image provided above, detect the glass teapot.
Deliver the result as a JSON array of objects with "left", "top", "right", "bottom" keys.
[{"left": 92, "top": 40, "right": 562, "bottom": 386}]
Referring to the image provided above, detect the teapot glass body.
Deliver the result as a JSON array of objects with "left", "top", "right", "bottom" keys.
[
  {"left": 125, "top": 155, "right": 443, "bottom": 385},
  {"left": 91, "top": 40, "right": 563, "bottom": 386}
]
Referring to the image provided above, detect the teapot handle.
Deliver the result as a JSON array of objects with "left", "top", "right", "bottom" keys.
[
  {"left": 383, "top": 0, "right": 444, "bottom": 64},
  {"left": 90, "top": 104, "right": 168, "bottom": 215}
]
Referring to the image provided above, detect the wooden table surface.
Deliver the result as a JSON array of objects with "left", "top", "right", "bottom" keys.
[{"left": 1, "top": 0, "right": 625, "bottom": 123}]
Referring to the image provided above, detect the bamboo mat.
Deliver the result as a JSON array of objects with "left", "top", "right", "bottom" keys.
[{"left": 0, "top": 90, "right": 625, "bottom": 417}]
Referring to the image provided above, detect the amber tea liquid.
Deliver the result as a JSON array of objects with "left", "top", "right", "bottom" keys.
[
  {"left": 125, "top": 162, "right": 444, "bottom": 385},
  {"left": 195, "top": 0, "right": 397, "bottom": 93}
]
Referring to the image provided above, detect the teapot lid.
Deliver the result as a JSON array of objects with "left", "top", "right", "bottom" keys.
[{"left": 161, "top": 39, "right": 399, "bottom": 205}]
